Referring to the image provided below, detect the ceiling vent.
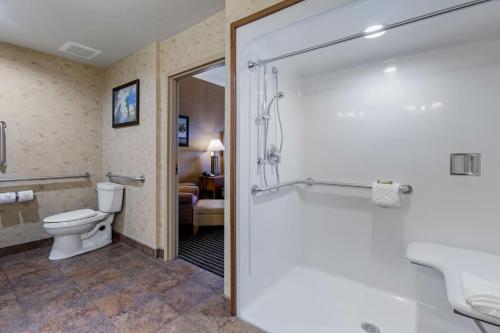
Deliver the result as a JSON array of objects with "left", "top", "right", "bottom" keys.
[{"left": 58, "top": 41, "right": 102, "bottom": 60}]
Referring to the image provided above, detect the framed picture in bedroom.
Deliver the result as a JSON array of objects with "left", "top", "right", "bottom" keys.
[
  {"left": 112, "top": 79, "right": 140, "bottom": 128},
  {"left": 178, "top": 115, "right": 189, "bottom": 147}
]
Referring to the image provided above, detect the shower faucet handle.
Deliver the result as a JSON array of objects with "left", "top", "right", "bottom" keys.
[{"left": 267, "top": 145, "right": 280, "bottom": 165}]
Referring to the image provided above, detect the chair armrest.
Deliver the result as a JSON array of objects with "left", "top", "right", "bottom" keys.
[
  {"left": 179, "top": 193, "right": 195, "bottom": 205},
  {"left": 179, "top": 185, "right": 199, "bottom": 197}
]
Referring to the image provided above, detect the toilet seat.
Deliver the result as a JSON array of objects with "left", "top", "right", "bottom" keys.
[
  {"left": 44, "top": 209, "right": 97, "bottom": 223},
  {"left": 43, "top": 209, "right": 109, "bottom": 229}
]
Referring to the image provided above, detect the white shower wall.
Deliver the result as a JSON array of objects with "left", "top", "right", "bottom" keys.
[
  {"left": 236, "top": 0, "right": 500, "bottom": 332},
  {"left": 237, "top": 53, "right": 305, "bottom": 309},
  {"left": 298, "top": 36, "right": 500, "bottom": 301}
]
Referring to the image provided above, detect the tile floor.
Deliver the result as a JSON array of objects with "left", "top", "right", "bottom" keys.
[{"left": 0, "top": 242, "right": 264, "bottom": 333}]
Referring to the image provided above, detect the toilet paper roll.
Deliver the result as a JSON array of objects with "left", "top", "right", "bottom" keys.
[
  {"left": 0, "top": 192, "right": 16, "bottom": 204},
  {"left": 17, "top": 190, "right": 34, "bottom": 202}
]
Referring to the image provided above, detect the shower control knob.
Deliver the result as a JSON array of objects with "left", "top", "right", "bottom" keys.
[{"left": 267, "top": 145, "right": 280, "bottom": 165}]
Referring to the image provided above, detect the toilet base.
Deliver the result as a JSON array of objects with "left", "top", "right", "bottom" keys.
[{"left": 48, "top": 215, "right": 114, "bottom": 260}]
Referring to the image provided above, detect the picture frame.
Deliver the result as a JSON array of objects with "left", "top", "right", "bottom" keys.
[
  {"left": 178, "top": 115, "right": 189, "bottom": 147},
  {"left": 112, "top": 79, "right": 140, "bottom": 128}
]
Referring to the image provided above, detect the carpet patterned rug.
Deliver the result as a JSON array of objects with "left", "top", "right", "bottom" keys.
[{"left": 179, "top": 226, "right": 224, "bottom": 277}]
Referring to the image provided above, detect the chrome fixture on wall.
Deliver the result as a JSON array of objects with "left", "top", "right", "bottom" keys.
[
  {"left": 0, "top": 190, "right": 36, "bottom": 205},
  {"left": 106, "top": 172, "right": 145, "bottom": 183},
  {"left": 257, "top": 66, "right": 285, "bottom": 188},
  {"left": 0, "top": 121, "right": 6, "bottom": 169},
  {"left": 0, "top": 172, "right": 91, "bottom": 183},
  {"left": 450, "top": 153, "right": 480, "bottom": 176}
]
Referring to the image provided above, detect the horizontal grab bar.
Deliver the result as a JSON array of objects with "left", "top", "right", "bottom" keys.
[
  {"left": 0, "top": 172, "right": 91, "bottom": 183},
  {"left": 106, "top": 172, "right": 145, "bottom": 183},
  {"left": 251, "top": 178, "right": 413, "bottom": 195}
]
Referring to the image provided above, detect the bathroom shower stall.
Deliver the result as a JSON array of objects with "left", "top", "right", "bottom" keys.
[{"left": 235, "top": 0, "right": 500, "bottom": 332}]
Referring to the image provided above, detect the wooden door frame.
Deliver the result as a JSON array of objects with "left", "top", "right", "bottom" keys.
[
  {"left": 166, "top": 58, "right": 225, "bottom": 262},
  {"left": 229, "top": 0, "right": 304, "bottom": 316}
]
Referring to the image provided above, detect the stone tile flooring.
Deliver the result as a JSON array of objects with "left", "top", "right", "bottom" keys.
[{"left": 0, "top": 242, "right": 265, "bottom": 333}]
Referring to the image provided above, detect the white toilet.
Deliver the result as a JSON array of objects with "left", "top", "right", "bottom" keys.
[{"left": 43, "top": 182, "right": 125, "bottom": 260}]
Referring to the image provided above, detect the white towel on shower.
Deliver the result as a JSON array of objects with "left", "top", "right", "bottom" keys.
[
  {"left": 463, "top": 272, "right": 500, "bottom": 320},
  {"left": 371, "top": 181, "right": 400, "bottom": 208}
]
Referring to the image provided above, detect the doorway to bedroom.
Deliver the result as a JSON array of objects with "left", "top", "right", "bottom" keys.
[{"left": 170, "top": 60, "right": 225, "bottom": 277}]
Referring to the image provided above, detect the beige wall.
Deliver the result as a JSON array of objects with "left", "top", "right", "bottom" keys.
[
  {"left": 102, "top": 43, "right": 159, "bottom": 249},
  {"left": 0, "top": 0, "right": 286, "bottom": 300},
  {"left": 158, "top": 11, "right": 225, "bottom": 252},
  {"left": 178, "top": 77, "right": 225, "bottom": 183},
  {"left": 99, "top": 11, "right": 225, "bottom": 253},
  {"left": 225, "top": 0, "right": 283, "bottom": 23},
  {"left": 0, "top": 42, "right": 103, "bottom": 248}
]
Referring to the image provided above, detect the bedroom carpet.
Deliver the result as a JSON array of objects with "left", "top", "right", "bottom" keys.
[{"left": 179, "top": 226, "right": 224, "bottom": 277}]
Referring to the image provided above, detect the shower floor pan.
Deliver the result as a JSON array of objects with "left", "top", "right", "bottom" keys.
[{"left": 240, "top": 266, "right": 477, "bottom": 333}]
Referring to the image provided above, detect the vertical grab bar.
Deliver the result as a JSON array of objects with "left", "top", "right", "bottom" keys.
[{"left": 0, "top": 121, "right": 6, "bottom": 169}]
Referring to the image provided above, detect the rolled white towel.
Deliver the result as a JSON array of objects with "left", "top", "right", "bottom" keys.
[
  {"left": 371, "top": 181, "right": 400, "bottom": 208},
  {"left": 462, "top": 272, "right": 500, "bottom": 319}
]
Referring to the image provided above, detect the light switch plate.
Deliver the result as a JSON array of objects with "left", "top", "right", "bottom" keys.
[{"left": 450, "top": 153, "right": 480, "bottom": 176}]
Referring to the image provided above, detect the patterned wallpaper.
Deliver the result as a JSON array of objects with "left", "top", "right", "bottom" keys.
[
  {"left": 0, "top": 1, "right": 287, "bottom": 299},
  {"left": 0, "top": 42, "right": 104, "bottom": 248},
  {"left": 102, "top": 43, "right": 159, "bottom": 249},
  {"left": 225, "top": 0, "right": 283, "bottom": 23},
  {"left": 157, "top": 10, "right": 226, "bottom": 251}
]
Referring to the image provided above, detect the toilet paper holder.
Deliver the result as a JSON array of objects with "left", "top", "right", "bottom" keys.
[{"left": 0, "top": 191, "right": 37, "bottom": 205}]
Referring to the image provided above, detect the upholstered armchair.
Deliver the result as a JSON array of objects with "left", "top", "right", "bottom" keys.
[{"left": 178, "top": 183, "right": 199, "bottom": 226}]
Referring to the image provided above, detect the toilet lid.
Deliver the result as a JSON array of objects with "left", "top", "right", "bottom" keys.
[{"left": 43, "top": 209, "right": 97, "bottom": 223}]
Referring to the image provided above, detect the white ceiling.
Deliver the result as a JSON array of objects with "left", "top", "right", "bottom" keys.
[
  {"left": 0, "top": 0, "right": 225, "bottom": 67},
  {"left": 194, "top": 65, "right": 226, "bottom": 87}
]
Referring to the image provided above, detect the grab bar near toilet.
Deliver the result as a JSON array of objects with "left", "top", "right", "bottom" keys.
[
  {"left": 0, "top": 121, "right": 6, "bottom": 169},
  {"left": 106, "top": 172, "right": 145, "bottom": 183},
  {"left": 0, "top": 173, "right": 91, "bottom": 183}
]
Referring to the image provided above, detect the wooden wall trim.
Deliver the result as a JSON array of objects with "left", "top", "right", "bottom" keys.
[
  {"left": 0, "top": 238, "right": 53, "bottom": 257},
  {"left": 0, "top": 232, "right": 163, "bottom": 259},
  {"left": 112, "top": 231, "right": 164, "bottom": 258},
  {"left": 229, "top": 0, "right": 304, "bottom": 316}
]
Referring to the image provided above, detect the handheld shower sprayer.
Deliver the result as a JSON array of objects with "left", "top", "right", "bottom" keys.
[
  {"left": 265, "top": 91, "right": 285, "bottom": 115},
  {"left": 258, "top": 66, "right": 285, "bottom": 187}
]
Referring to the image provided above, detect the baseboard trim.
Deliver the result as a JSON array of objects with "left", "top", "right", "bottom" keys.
[
  {"left": 0, "top": 238, "right": 53, "bottom": 257},
  {"left": 0, "top": 233, "right": 164, "bottom": 259},
  {"left": 112, "top": 231, "right": 163, "bottom": 259}
]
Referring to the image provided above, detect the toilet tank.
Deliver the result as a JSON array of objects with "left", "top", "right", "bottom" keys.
[{"left": 97, "top": 182, "right": 125, "bottom": 213}]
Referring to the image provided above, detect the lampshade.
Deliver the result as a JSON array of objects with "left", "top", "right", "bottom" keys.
[{"left": 207, "top": 139, "right": 225, "bottom": 152}]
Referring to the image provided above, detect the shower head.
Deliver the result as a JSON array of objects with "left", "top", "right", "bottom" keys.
[{"left": 265, "top": 91, "right": 285, "bottom": 115}]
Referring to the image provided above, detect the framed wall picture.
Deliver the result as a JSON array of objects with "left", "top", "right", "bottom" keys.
[
  {"left": 112, "top": 79, "right": 140, "bottom": 128},
  {"left": 178, "top": 115, "right": 189, "bottom": 147}
]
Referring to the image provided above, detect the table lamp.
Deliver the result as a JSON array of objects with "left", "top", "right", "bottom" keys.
[{"left": 207, "top": 138, "right": 225, "bottom": 176}]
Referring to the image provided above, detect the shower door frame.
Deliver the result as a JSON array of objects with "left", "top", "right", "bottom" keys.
[{"left": 229, "top": 0, "right": 304, "bottom": 315}]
